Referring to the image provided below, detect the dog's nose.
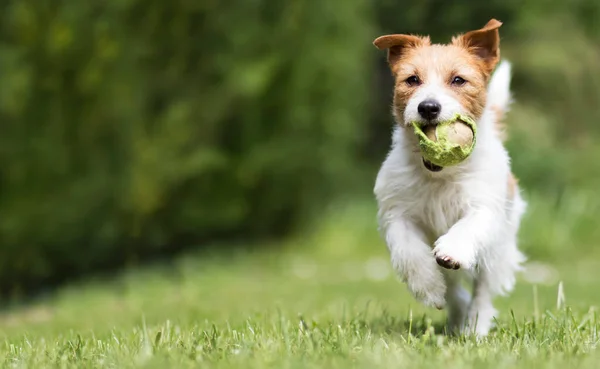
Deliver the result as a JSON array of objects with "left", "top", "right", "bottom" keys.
[{"left": 418, "top": 100, "right": 441, "bottom": 121}]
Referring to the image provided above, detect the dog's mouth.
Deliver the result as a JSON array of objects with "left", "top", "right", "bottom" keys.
[{"left": 423, "top": 158, "right": 443, "bottom": 172}]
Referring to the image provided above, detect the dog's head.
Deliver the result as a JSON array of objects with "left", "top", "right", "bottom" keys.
[{"left": 374, "top": 19, "right": 502, "bottom": 127}]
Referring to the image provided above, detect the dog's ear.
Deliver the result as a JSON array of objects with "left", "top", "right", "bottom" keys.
[
  {"left": 454, "top": 19, "right": 502, "bottom": 74},
  {"left": 373, "top": 34, "right": 427, "bottom": 74}
]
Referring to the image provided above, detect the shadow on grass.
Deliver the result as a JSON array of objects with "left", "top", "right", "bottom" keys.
[
  {"left": 352, "top": 308, "right": 501, "bottom": 341},
  {"left": 362, "top": 315, "right": 449, "bottom": 337}
]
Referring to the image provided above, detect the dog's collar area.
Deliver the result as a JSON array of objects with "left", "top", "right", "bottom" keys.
[{"left": 423, "top": 158, "right": 443, "bottom": 172}]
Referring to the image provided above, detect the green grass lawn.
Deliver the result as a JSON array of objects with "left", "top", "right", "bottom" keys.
[{"left": 1, "top": 198, "right": 600, "bottom": 368}]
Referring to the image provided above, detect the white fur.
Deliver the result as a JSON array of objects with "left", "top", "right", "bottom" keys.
[
  {"left": 487, "top": 60, "right": 512, "bottom": 110},
  {"left": 374, "top": 60, "right": 526, "bottom": 336},
  {"left": 404, "top": 83, "right": 464, "bottom": 125}
]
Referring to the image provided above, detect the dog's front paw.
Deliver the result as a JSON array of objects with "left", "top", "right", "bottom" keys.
[{"left": 433, "top": 236, "right": 476, "bottom": 271}]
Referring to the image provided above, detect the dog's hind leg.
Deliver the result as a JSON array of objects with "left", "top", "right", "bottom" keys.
[
  {"left": 464, "top": 268, "right": 498, "bottom": 336},
  {"left": 465, "top": 238, "right": 525, "bottom": 336},
  {"left": 443, "top": 271, "right": 471, "bottom": 335}
]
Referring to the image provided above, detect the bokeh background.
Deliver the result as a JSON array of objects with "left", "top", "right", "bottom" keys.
[{"left": 2, "top": 0, "right": 600, "bottom": 306}]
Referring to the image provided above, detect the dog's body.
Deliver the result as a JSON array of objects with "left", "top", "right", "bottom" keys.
[{"left": 373, "top": 20, "right": 525, "bottom": 336}]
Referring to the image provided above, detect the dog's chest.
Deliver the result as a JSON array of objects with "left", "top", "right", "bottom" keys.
[{"left": 408, "top": 180, "right": 466, "bottom": 237}]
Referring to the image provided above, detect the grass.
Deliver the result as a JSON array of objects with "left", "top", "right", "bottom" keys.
[{"left": 1, "top": 198, "right": 600, "bottom": 368}]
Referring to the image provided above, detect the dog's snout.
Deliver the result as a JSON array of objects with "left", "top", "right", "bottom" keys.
[{"left": 418, "top": 100, "right": 441, "bottom": 121}]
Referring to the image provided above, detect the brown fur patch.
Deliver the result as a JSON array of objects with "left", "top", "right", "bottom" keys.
[
  {"left": 491, "top": 105, "right": 507, "bottom": 141},
  {"left": 373, "top": 19, "right": 504, "bottom": 124},
  {"left": 391, "top": 44, "right": 489, "bottom": 122},
  {"left": 373, "top": 35, "right": 430, "bottom": 75},
  {"left": 451, "top": 19, "right": 502, "bottom": 75}
]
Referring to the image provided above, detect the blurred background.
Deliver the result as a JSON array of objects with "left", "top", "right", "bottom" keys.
[{"left": 1, "top": 0, "right": 600, "bottom": 304}]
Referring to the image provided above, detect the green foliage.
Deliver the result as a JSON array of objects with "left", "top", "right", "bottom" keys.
[
  {"left": 0, "top": 0, "right": 372, "bottom": 291},
  {"left": 2, "top": 0, "right": 600, "bottom": 293}
]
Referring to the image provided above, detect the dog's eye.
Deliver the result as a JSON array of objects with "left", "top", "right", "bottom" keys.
[
  {"left": 405, "top": 75, "right": 421, "bottom": 87},
  {"left": 451, "top": 76, "right": 467, "bottom": 86}
]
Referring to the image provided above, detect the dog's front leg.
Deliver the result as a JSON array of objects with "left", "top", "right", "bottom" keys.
[
  {"left": 382, "top": 216, "right": 446, "bottom": 309},
  {"left": 433, "top": 207, "right": 500, "bottom": 271}
]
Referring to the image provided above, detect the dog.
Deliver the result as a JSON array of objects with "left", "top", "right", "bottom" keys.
[{"left": 372, "top": 19, "right": 526, "bottom": 336}]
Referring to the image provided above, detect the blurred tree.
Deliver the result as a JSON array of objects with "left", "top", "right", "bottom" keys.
[
  {"left": 1, "top": 0, "right": 600, "bottom": 295},
  {"left": 0, "top": 0, "right": 372, "bottom": 294}
]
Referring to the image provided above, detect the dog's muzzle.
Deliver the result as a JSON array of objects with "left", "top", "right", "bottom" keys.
[{"left": 423, "top": 158, "right": 443, "bottom": 172}]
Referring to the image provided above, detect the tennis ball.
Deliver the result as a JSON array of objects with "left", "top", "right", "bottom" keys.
[{"left": 412, "top": 114, "right": 477, "bottom": 167}]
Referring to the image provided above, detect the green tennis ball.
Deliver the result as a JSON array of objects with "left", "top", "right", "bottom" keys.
[{"left": 412, "top": 113, "right": 477, "bottom": 167}]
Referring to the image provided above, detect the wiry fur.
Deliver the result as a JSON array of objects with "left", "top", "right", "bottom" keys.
[{"left": 373, "top": 20, "right": 526, "bottom": 336}]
